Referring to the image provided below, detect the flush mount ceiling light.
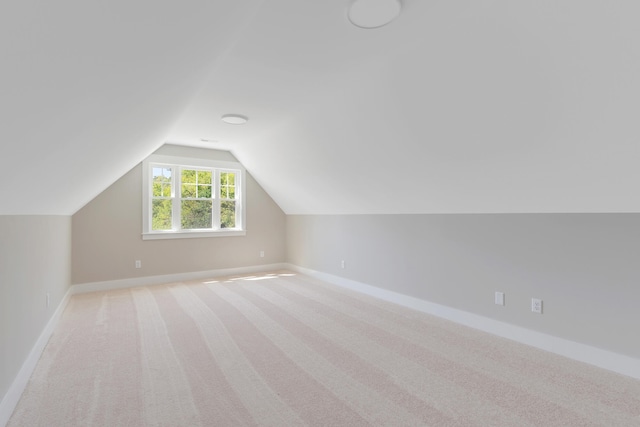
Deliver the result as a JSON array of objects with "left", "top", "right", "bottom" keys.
[
  {"left": 221, "top": 114, "right": 248, "bottom": 125},
  {"left": 348, "top": 0, "right": 402, "bottom": 29}
]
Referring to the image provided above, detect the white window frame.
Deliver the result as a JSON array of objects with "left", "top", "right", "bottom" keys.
[{"left": 142, "top": 154, "right": 246, "bottom": 240}]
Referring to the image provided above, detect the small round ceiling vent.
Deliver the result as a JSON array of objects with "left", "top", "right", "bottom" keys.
[
  {"left": 221, "top": 114, "right": 249, "bottom": 125},
  {"left": 348, "top": 0, "right": 402, "bottom": 29}
]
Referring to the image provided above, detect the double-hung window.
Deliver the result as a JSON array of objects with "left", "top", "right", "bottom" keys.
[{"left": 142, "top": 155, "right": 246, "bottom": 239}]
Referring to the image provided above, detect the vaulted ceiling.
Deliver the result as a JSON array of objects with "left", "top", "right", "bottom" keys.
[{"left": 3, "top": 1, "right": 639, "bottom": 215}]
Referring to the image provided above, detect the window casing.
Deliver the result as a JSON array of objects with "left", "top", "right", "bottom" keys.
[{"left": 142, "top": 155, "right": 246, "bottom": 239}]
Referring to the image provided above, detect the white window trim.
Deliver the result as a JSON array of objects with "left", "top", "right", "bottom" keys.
[{"left": 142, "top": 154, "right": 246, "bottom": 240}]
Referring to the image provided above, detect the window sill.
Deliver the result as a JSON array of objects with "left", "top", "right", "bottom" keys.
[{"left": 142, "top": 229, "right": 246, "bottom": 240}]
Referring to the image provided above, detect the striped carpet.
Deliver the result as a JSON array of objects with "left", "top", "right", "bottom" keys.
[{"left": 8, "top": 271, "right": 640, "bottom": 426}]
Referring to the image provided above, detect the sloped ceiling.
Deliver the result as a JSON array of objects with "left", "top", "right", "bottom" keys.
[
  {"left": 3, "top": 1, "right": 640, "bottom": 215},
  {"left": 0, "top": 0, "right": 263, "bottom": 215}
]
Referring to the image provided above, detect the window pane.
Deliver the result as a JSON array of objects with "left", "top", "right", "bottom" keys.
[
  {"left": 182, "top": 169, "right": 196, "bottom": 184},
  {"left": 153, "top": 182, "right": 163, "bottom": 197},
  {"left": 152, "top": 183, "right": 172, "bottom": 198},
  {"left": 197, "top": 185, "right": 211, "bottom": 198},
  {"left": 181, "top": 200, "right": 212, "bottom": 229},
  {"left": 220, "top": 201, "right": 236, "bottom": 228},
  {"left": 152, "top": 167, "right": 172, "bottom": 197},
  {"left": 153, "top": 167, "right": 171, "bottom": 180},
  {"left": 182, "top": 184, "right": 196, "bottom": 198},
  {"left": 220, "top": 172, "right": 236, "bottom": 200},
  {"left": 152, "top": 199, "right": 172, "bottom": 230},
  {"left": 197, "top": 170, "right": 212, "bottom": 184}
]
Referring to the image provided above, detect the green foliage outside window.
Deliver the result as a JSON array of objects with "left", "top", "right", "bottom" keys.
[
  {"left": 152, "top": 199, "right": 172, "bottom": 230},
  {"left": 150, "top": 165, "right": 239, "bottom": 232},
  {"left": 181, "top": 200, "right": 213, "bottom": 229},
  {"left": 220, "top": 172, "right": 237, "bottom": 228},
  {"left": 220, "top": 172, "right": 236, "bottom": 199},
  {"left": 152, "top": 167, "right": 172, "bottom": 230},
  {"left": 221, "top": 201, "right": 236, "bottom": 228},
  {"left": 181, "top": 169, "right": 213, "bottom": 229}
]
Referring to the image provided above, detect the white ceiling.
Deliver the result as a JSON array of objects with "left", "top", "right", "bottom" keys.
[{"left": 3, "top": 1, "right": 640, "bottom": 215}]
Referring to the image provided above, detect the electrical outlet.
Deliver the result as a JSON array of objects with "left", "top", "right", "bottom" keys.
[
  {"left": 135, "top": 260, "right": 141, "bottom": 269},
  {"left": 260, "top": 250, "right": 265, "bottom": 258},
  {"left": 341, "top": 260, "right": 345, "bottom": 269},
  {"left": 531, "top": 298, "right": 543, "bottom": 314},
  {"left": 495, "top": 291, "right": 504, "bottom": 306}
]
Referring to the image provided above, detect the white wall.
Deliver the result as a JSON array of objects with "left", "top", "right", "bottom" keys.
[
  {"left": 72, "top": 145, "right": 286, "bottom": 284},
  {"left": 0, "top": 216, "right": 71, "bottom": 404},
  {"left": 286, "top": 214, "right": 640, "bottom": 359}
]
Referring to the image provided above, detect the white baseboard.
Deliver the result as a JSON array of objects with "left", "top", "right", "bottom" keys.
[
  {"left": 71, "top": 263, "right": 287, "bottom": 295},
  {"left": 0, "top": 287, "right": 73, "bottom": 427},
  {"left": 285, "top": 264, "right": 640, "bottom": 381}
]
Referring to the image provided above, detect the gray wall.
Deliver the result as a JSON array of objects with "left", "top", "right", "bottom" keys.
[
  {"left": 0, "top": 216, "right": 71, "bottom": 402},
  {"left": 286, "top": 214, "right": 640, "bottom": 359},
  {"left": 72, "top": 146, "right": 286, "bottom": 284}
]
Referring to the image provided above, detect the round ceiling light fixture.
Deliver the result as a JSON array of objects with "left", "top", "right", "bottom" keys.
[
  {"left": 221, "top": 114, "right": 249, "bottom": 125},
  {"left": 348, "top": 0, "right": 402, "bottom": 29}
]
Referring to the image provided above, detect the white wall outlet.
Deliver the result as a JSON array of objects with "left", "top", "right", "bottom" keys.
[
  {"left": 260, "top": 250, "right": 265, "bottom": 258},
  {"left": 341, "top": 260, "right": 345, "bottom": 269},
  {"left": 531, "top": 298, "right": 543, "bottom": 314},
  {"left": 495, "top": 291, "right": 504, "bottom": 306},
  {"left": 135, "top": 260, "right": 142, "bottom": 269}
]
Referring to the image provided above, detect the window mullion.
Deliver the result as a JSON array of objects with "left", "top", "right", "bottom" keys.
[
  {"left": 213, "top": 169, "right": 220, "bottom": 230},
  {"left": 148, "top": 164, "right": 155, "bottom": 230},
  {"left": 172, "top": 166, "right": 181, "bottom": 231},
  {"left": 236, "top": 172, "right": 242, "bottom": 229}
]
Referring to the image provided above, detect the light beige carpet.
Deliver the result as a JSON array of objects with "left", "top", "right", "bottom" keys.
[{"left": 9, "top": 271, "right": 640, "bottom": 426}]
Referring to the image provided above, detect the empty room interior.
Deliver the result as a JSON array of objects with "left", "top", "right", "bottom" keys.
[{"left": 2, "top": 1, "right": 640, "bottom": 425}]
